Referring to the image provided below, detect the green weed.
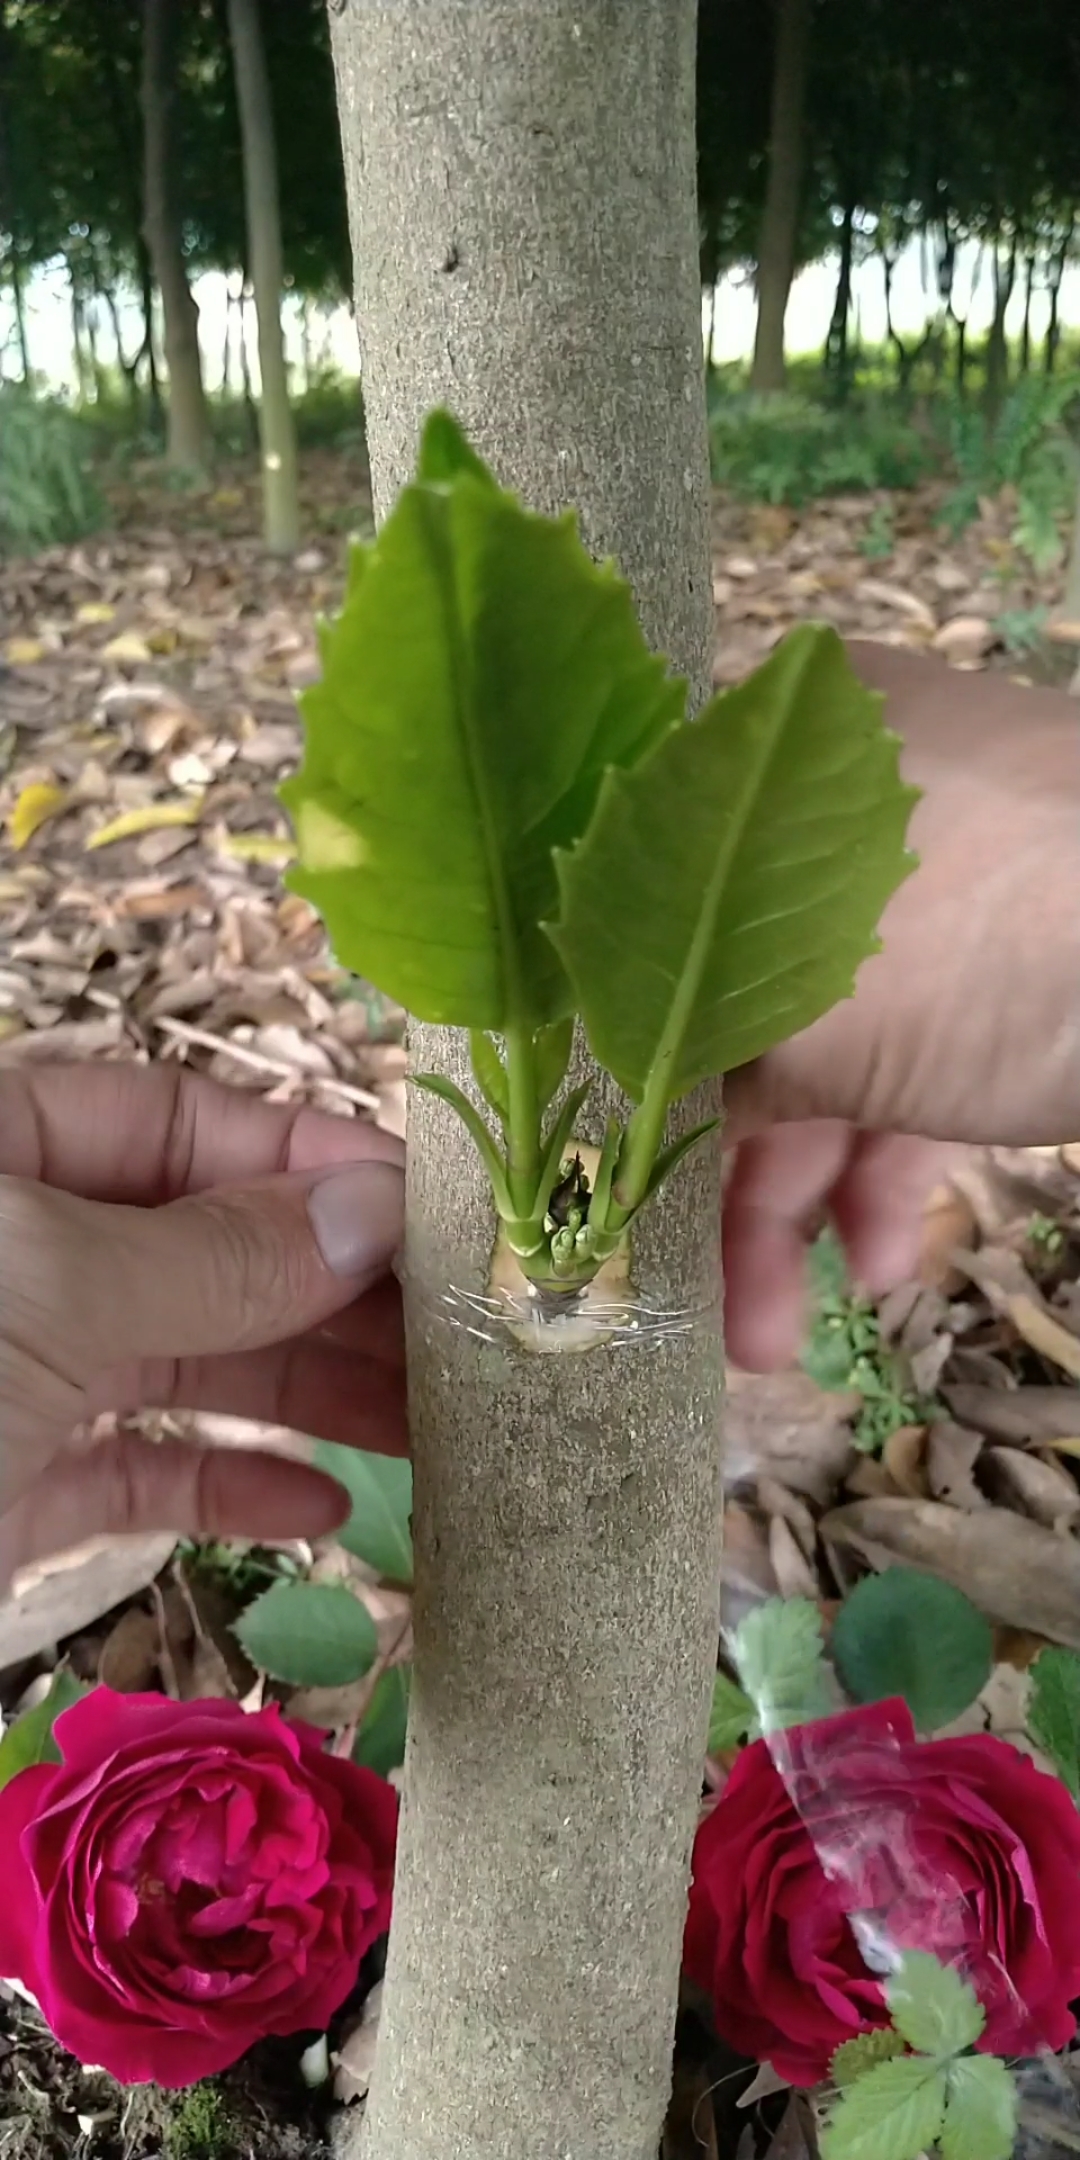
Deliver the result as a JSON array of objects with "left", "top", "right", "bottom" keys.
[{"left": 803, "top": 1227, "right": 935, "bottom": 1453}]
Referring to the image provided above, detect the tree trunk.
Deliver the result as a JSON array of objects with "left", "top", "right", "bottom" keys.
[
  {"left": 68, "top": 269, "right": 89, "bottom": 403},
  {"left": 984, "top": 233, "right": 1016, "bottom": 422},
  {"left": 9, "top": 250, "right": 29, "bottom": 381},
  {"left": 1045, "top": 225, "right": 1072, "bottom": 375},
  {"left": 329, "top": 7, "right": 721, "bottom": 2159},
  {"left": 141, "top": 0, "right": 211, "bottom": 473},
  {"left": 226, "top": 0, "right": 299, "bottom": 552},
  {"left": 749, "top": 0, "right": 810, "bottom": 392},
  {"left": 1020, "top": 253, "right": 1035, "bottom": 373},
  {"left": 825, "top": 196, "right": 854, "bottom": 394}
]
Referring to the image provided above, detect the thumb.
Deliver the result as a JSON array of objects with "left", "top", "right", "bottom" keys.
[{"left": 0, "top": 1157, "right": 404, "bottom": 1403}]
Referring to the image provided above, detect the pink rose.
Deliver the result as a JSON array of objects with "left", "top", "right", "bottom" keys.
[
  {"left": 0, "top": 1688, "right": 397, "bottom": 2087},
  {"left": 684, "top": 1697, "right": 1080, "bottom": 2086}
]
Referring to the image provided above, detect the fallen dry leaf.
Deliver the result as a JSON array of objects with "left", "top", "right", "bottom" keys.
[
  {"left": 85, "top": 798, "right": 204, "bottom": 849},
  {"left": 982, "top": 1445, "right": 1080, "bottom": 1533},
  {"left": 821, "top": 1498, "right": 1080, "bottom": 1650},
  {"left": 882, "top": 1423, "right": 929, "bottom": 1498},
  {"left": 925, "top": 1421, "right": 988, "bottom": 1511},
  {"left": 943, "top": 1382, "right": 1080, "bottom": 1445},
  {"left": 724, "top": 1367, "right": 857, "bottom": 1505},
  {"left": 333, "top": 1979, "right": 384, "bottom": 2106},
  {"left": 0, "top": 1535, "right": 176, "bottom": 1669},
  {"left": 952, "top": 1245, "right": 1080, "bottom": 1380},
  {"left": 8, "top": 780, "right": 68, "bottom": 849}
]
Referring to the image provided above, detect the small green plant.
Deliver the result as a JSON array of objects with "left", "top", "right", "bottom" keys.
[
  {"left": 803, "top": 1227, "right": 933, "bottom": 1451},
  {"left": 860, "top": 501, "right": 896, "bottom": 559},
  {"left": 708, "top": 391, "right": 930, "bottom": 506},
  {"left": 164, "top": 2083, "right": 238, "bottom": 2160},
  {"left": 993, "top": 604, "right": 1047, "bottom": 657},
  {"left": 1026, "top": 1209, "right": 1064, "bottom": 1256},
  {"left": 0, "top": 387, "right": 104, "bottom": 553},
  {"left": 823, "top": 1954, "right": 1016, "bottom": 2160},
  {"left": 282, "top": 413, "right": 917, "bottom": 1297},
  {"left": 939, "top": 375, "right": 1080, "bottom": 569}
]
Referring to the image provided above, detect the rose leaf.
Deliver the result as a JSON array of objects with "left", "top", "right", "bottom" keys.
[
  {"left": 235, "top": 1582, "right": 378, "bottom": 1688},
  {"left": 730, "top": 1595, "right": 834, "bottom": 1736},
  {"left": 830, "top": 2028, "right": 907, "bottom": 2090},
  {"left": 706, "top": 1669, "right": 754, "bottom": 1755},
  {"left": 939, "top": 2056, "right": 1018, "bottom": 2160},
  {"left": 0, "top": 1667, "right": 87, "bottom": 1789},
  {"left": 353, "top": 1665, "right": 411, "bottom": 1777},
  {"left": 549, "top": 623, "right": 918, "bottom": 1104},
  {"left": 1027, "top": 1645, "right": 1080, "bottom": 1800},
  {"left": 887, "top": 1952, "right": 985, "bottom": 2058},
  {"left": 314, "top": 1443, "right": 414, "bottom": 1585},
  {"left": 831, "top": 1568, "right": 993, "bottom": 1732},
  {"left": 820, "top": 2056, "right": 948, "bottom": 2160}
]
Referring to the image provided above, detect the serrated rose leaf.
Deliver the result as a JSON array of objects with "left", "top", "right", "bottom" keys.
[
  {"left": 940, "top": 2057, "right": 1017, "bottom": 2160},
  {"left": 821, "top": 2057, "right": 948, "bottom": 2160},
  {"left": 887, "top": 1951, "right": 985, "bottom": 2057}
]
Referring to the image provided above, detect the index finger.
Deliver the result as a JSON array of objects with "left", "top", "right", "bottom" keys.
[{"left": 0, "top": 1063, "right": 404, "bottom": 1204}]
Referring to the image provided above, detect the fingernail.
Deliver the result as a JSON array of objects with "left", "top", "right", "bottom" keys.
[{"left": 307, "top": 1160, "right": 404, "bottom": 1280}]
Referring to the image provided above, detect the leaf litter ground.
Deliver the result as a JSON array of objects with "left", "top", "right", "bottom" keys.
[{"left": 2, "top": 457, "right": 1080, "bottom": 2158}]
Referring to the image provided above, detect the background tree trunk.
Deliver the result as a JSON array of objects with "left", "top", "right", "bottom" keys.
[
  {"left": 141, "top": 0, "right": 210, "bottom": 473},
  {"left": 329, "top": 6, "right": 722, "bottom": 2158},
  {"left": 750, "top": 0, "right": 810, "bottom": 392},
  {"left": 227, "top": 0, "right": 299, "bottom": 551}
]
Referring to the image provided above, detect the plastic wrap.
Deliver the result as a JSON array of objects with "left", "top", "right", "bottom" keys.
[{"left": 700, "top": 1507, "right": 1080, "bottom": 2156}]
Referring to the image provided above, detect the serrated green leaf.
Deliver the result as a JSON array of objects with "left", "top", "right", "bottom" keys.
[
  {"left": 469, "top": 1031, "right": 509, "bottom": 1124},
  {"left": 313, "top": 1444, "right": 413, "bottom": 1584},
  {"left": 821, "top": 2057, "right": 948, "bottom": 2160},
  {"left": 707, "top": 1669, "right": 754, "bottom": 1754},
  {"left": 940, "top": 2057, "right": 1017, "bottom": 2160},
  {"left": 731, "top": 1596, "right": 833, "bottom": 1736},
  {"left": 283, "top": 411, "right": 683, "bottom": 1031},
  {"left": 353, "top": 1665, "right": 411, "bottom": 1777},
  {"left": 1027, "top": 1646, "right": 1080, "bottom": 1799},
  {"left": 234, "top": 1582, "right": 378, "bottom": 1687},
  {"left": 831, "top": 2030, "right": 907, "bottom": 2090},
  {"left": 550, "top": 623, "right": 918, "bottom": 1103},
  {"left": 887, "top": 1952, "right": 985, "bottom": 2058},
  {"left": 832, "top": 1570, "right": 992, "bottom": 1733},
  {"left": 0, "top": 1669, "right": 87, "bottom": 1789},
  {"left": 416, "top": 408, "right": 496, "bottom": 489}
]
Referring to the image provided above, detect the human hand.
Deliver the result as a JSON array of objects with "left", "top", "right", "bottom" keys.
[
  {"left": 721, "top": 644, "right": 1080, "bottom": 1370},
  {"left": 0, "top": 1064, "right": 406, "bottom": 1587}
]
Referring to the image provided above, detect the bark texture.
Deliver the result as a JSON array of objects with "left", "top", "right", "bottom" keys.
[
  {"left": 749, "top": 0, "right": 810, "bottom": 393},
  {"left": 227, "top": 0, "right": 299, "bottom": 552},
  {"left": 141, "top": 0, "right": 211, "bottom": 473},
  {"left": 330, "top": 7, "right": 722, "bottom": 2158}
]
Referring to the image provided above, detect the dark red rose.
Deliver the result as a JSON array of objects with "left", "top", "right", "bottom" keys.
[
  {"left": 0, "top": 1688, "right": 397, "bottom": 2087},
  {"left": 684, "top": 1697, "right": 1080, "bottom": 2085}
]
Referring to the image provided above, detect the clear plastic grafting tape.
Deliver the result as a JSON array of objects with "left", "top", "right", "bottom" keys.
[{"left": 685, "top": 1544, "right": 1080, "bottom": 2157}]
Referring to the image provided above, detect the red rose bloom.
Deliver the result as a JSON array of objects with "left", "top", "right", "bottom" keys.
[
  {"left": 0, "top": 1689, "right": 397, "bottom": 2087},
  {"left": 684, "top": 1697, "right": 1080, "bottom": 2086}
]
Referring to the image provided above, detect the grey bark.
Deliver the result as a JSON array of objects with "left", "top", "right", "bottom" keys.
[
  {"left": 329, "top": 6, "right": 722, "bottom": 2159},
  {"left": 226, "top": 0, "right": 299, "bottom": 552},
  {"left": 141, "top": 0, "right": 211, "bottom": 473},
  {"left": 750, "top": 0, "right": 810, "bottom": 393}
]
